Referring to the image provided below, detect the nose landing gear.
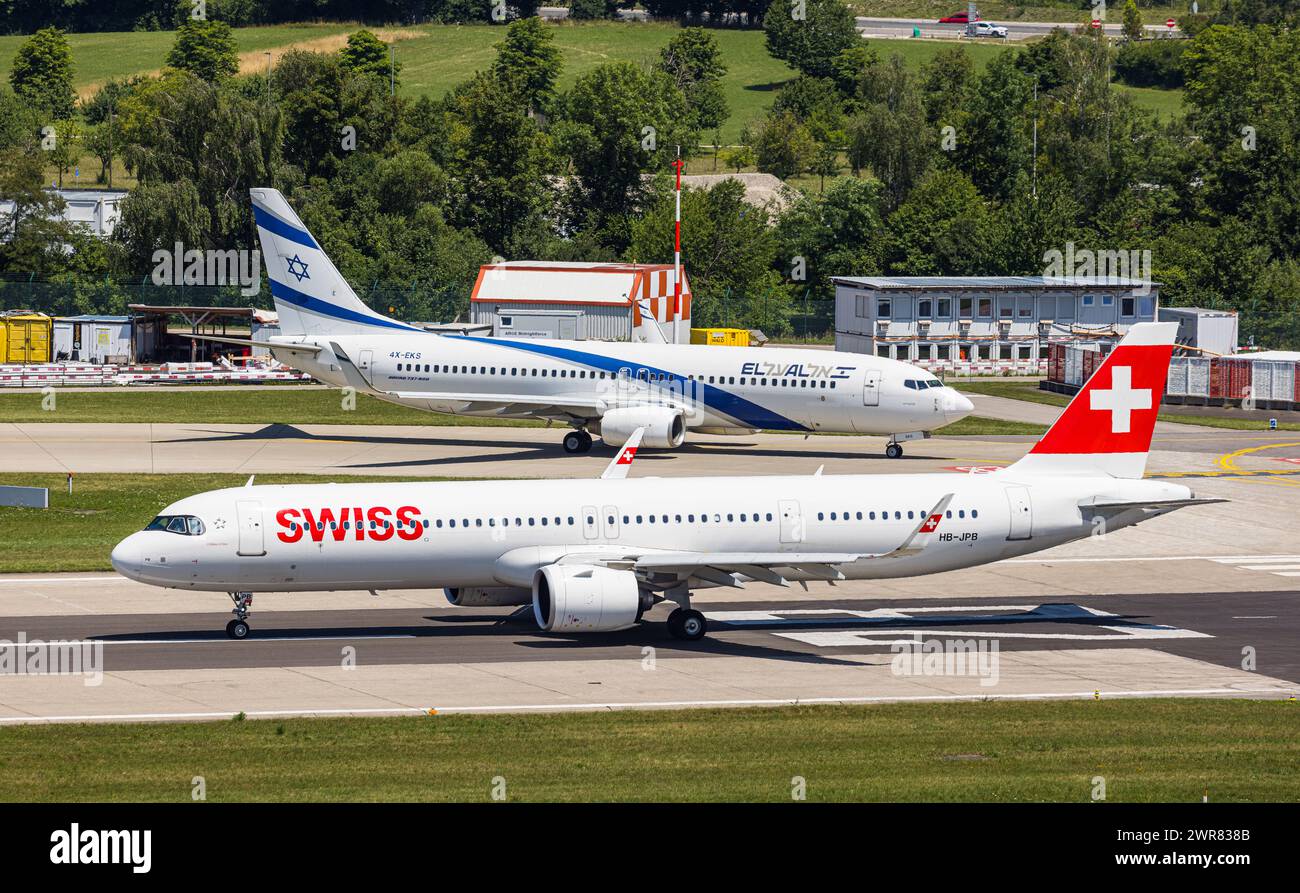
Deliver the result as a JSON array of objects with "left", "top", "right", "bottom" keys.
[
  {"left": 226, "top": 592, "right": 253, "bottom": 639},
  {"left": 562, "top": 429, "right": 593, "bottom": 454}
]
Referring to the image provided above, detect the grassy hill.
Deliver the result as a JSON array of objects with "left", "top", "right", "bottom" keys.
[{"left": 0, "top": 21, "right": 1181, "bottom": 146}]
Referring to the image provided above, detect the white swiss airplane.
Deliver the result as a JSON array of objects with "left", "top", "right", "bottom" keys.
[
  {"left": 113, "top": 321, "right": 1219, "bottom": 641},
  {"left": 206, "top": 188, "right": 973, "bottom": 458}
]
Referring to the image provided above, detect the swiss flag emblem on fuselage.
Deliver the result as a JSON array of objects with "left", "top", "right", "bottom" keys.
[{"left": 1031, "top": 342, "right": 1173, "bottom": 456}]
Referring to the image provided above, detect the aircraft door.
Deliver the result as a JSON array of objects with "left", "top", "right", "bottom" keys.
[
  {"left": 236, "top": 500, "right": 267, "bottom": 556},
  {"left": 863, "top": 370, "right": 880, "bottom": 406},
  {"left": 582, "top": 505, "right": 599, "bottom": 540},
  {"left": 357, "top": 349, "right": 375, "bottom": 386},
  {"left": 601, "top": 505, "right": 620, "bottom": 538},
  {"left": 1005, "top": 487, "right": 1032, "bottom": 540},
  {"left": 778, "top": 499, "right": 804, "bottom": 544}
]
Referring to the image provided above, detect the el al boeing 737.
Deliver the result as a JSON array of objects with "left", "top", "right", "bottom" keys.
[{"left": 200, "top": 188, "right": 973, "bottom": 458}]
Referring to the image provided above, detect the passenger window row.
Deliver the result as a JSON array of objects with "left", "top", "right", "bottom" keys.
[
  {"left": 392, "top": 363, "right": 837, "bottom": 389},
  {"left": 816, "top": 508, "right": 980, "bottom": 521}
]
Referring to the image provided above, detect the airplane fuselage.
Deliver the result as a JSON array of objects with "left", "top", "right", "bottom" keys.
[
  {"left": 111, "top": 473, "right": 1191, "bottom": 594},
  {"left": 275, "top": 333, "right": 973, "bottom": 437}
]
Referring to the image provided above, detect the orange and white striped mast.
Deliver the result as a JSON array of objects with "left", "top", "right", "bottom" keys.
[{"left": 672, "top": 146, "right": 684, "bottom": 344}]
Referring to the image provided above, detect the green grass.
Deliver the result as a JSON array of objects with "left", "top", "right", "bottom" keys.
[
  {"left": 934, "top": 414, "right": 1043, "bottom": 435},
  {"left": 0, "top": 699, "right": 1295, "bottom": 801},
  {"left": 959, "top": 380, "right": 1300, "bottom": 430},
  {"left": 0, "top": 387, "right": 542, "bottom": 426},
  {"left": 0, "top": 22, "right": 371, "bottom": 93},
  {"left": 1117, "top": 83, "right": 1185, "bottom": 120},
  {"left": 0, "top": 472, "right": 475, "bottom": 573}
]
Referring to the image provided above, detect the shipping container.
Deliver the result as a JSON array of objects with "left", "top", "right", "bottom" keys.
[
  {"left": 690, "top": 328, "right": 750, "bottom": 347},
  {"left": 1251, "top": 360, "right": 1296, "bottom": 404},
  {"left": 1047, "top": 342, "right": 1065, "bottom": 383},
  {"left": 0, "top": 312, "right": 52, "bottom": 364},
  {"left": 1210, "top": 357, "right": 1253, "bottom": 400}
]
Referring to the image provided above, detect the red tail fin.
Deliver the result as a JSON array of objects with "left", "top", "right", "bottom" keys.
[{"left": 1009, "top": 322, "right": 1176, "bottom": 478}]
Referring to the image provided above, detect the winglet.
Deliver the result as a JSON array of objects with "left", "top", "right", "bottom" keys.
[
  {"left": 878, "top": 493, "right": 954, "bottom": 559},
  {"left": 634, "top": 297, "right": 669, "bottom": 344},
  {"left": 600, "top": 427, "right": 644, "bottom": 479},
  {"left": 245, "top": 475, "right": 256, "bottom": 488}
]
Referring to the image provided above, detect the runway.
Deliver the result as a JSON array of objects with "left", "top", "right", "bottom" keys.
[
  {"left": 0, "top": 418, "right": 1297, "bottom": 723},
  {"left": 3, "top": 419, "right": 1298, "bottom": 478}
]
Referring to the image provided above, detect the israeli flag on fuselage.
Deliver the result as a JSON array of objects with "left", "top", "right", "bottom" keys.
[{"left": 250, "top": 188, "right": 420, "bottom": 336}]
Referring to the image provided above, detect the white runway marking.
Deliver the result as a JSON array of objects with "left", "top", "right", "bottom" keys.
[
  {"left": 90, "top": 633, "right": 416, "bottom": 645},
  {"left": 0, "top": 687, "right": 1288, "bottom": 725},
  {"left": 705, "top": 603, "right": 1212, "bottom": 648},
  {"left": 1209, "top": 555, "right": 1300, "bottom": 579}
]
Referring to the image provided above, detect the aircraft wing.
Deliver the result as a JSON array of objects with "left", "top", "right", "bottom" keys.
[
  {"left": 551, "top": 497, "right": 955, "bottom": 588},
  {"left": 1080, "top": 497, "right": 1228, "bottom": 511},
  {"left": 381, "top": 389, "right": 605, "bottom": 418}
]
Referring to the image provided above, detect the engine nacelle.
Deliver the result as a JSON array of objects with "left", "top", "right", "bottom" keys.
[
  {"left": 444, "top": 586, "right": 531, "bottom": 607},
  {"left": 532, "top": 564, "right": 642, "bottom": 633},
  {"left": 598, "top": 406, "right": 685, "bottom": 448}
]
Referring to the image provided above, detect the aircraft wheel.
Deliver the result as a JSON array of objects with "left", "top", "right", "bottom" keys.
[
  {"left": 885, "top": 443, "right": 904, "bottom": 459},
  {"left": 667, "top": 608, "right": 707, "bottom": 641},
  {"left": 226, "top": 618, "right": 250, "bottom": 640},
  {"left": 562, "top": 431, "right": 591, "bottom": 454}
]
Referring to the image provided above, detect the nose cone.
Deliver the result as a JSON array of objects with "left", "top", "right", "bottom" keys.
[
  {"left": 944, "top": 389, "right": 975, "bottom": 423},
  {"left": 110, "top": 534, "right": 143, "bottom": 580}
]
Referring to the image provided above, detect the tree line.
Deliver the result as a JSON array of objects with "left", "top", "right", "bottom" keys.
[{"left": 1, "top": 7, "right": 1297, "bottom": 344}]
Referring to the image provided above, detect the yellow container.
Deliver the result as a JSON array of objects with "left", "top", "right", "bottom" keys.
[
  {"left": 690, "top": 327, "right": 750, "bottom": 347},
  {"left": 1, "top": 312, "right": 52, "bottom": 364}
]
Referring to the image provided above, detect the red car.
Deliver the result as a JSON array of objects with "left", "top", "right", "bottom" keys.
[{"left": 939, "top": 12, "right": 980, "bottom": 23}]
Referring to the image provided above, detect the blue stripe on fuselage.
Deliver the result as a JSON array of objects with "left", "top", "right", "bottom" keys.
[
  {"left": 449, "top": 336, "right": 811, "bottom": 431},
  {"left": 269, "top": 279, "right": 421, "bottom": 332}
]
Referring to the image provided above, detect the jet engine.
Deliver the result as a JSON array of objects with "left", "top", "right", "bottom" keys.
[
  {"left": 532, "top": 564, "right": 643, "bottom": 633},
  {"left": 444, "top": 586, "right": 531, "bottom": 607},
  {"left": 598, "top": 406, "right": 685, "bottom": 448}
]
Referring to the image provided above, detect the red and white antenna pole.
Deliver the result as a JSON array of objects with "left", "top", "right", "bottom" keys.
[{"left": 672, "top": 147, "right": 683, "bottom": 344}]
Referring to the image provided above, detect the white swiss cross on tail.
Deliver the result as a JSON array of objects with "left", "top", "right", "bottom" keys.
[
  {"left": 1009, "top": 322, "right": 1177, "bottom": 480},
  {"left": 1088, "top": 366, "right": 1151, "bottom": 434}
]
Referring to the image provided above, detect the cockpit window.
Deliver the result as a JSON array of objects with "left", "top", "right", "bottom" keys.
[{"left": 146, "top": 515, "right": 205, "bottom": 536}]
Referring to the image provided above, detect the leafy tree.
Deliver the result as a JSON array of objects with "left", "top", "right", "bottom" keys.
[
  {"left": 725, "top": 144, "right": 755, "bottom": 173},
  {"left": 45, "top": 119, "right": 80, "bottom": 187},
  {"left": 654, "top": 27, "right": 729, "bottom": 137},
  {"left": 114, "top": 72, "right": 283, "bottom": 267},
  {"left": 763, "top": 0, "right": 859, "bottom": 79},
  {"left": 339, "top": 29, "right": 398, "bottom": 84},
  {"left": 553, "top": 62, "right": 688, "bottom": 247},
  {"left": 84, "top": 119, "right": 121, "bottom": 187},
  {"left": 883, "top": 167, "right": 992, "bottom": 275},
  {"left": 810, "top": 142, "right": 840, "bottom": 192},
  {"left": 492, "top": 17, "right": 562, "bottom": 115},
  {"left": 570, "top": 0, "right": 616, "bottom": 19},
  {"left": 776, "top": 176, "right": 885, "bottom": 302},
  {"left": 1122, "top": 0, "right": 1144, "bottom": 41},
  {"left": 844, "top": 56, "right": 931, "bottom": 208},
  {"left": 955, "top": 51, "right": 1033, "bottom": 201},
  {"left": 771, "top": 75, "right": 843, "bottom": 144},
  {"left": 750, "top": 110, "right": 814, "bottom": 180},
  {"left": 8, "top": 26, "right": 75, "bottom": 118},
  {"left": 444, "top": 71, "right": 558, "bottom": 255},
  {"left": 165, "top": 18, "right": 239, "bottom": 83},
  {"left": 918, "top": 45, "right": 972, "bottom": 126}
]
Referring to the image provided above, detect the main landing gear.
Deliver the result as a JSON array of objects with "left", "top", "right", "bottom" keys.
[
  {"left": 226, "top": 591, "right": 252, "bottom": 639},
  {"left": 562, "top": 429, "right": 593, "bottom": 454},
  {"left": 663, "top": 583, "right": 707, "bottom": 641},
  {"left": 885, "top": 442, "right": 904, "bottom": 459}
]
